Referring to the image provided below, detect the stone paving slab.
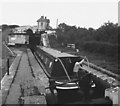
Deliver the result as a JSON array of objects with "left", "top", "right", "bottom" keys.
[
  {"left": 4, "top": 49, "right": 47, "bottom": 105},
  {"left": 82, "top": 65, "right": 119, "bottom": 86},
  {"left": 1, "top": 53, "right": 22, "bottom": 105},
  {"left": 23, "top": 95, "right": 47, "bottom": 104},
  {"left": 5, "top": 84, "right": 21, "bottom": 104},
  {"left": 27, "top": 49, "right": 49, "bottom": 93},
  {"left": 5, "top": 52, "right": 29, "bottom": 104}
]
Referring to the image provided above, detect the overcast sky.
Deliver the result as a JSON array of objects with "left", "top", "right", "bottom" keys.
[{"left": 0, "top": 0, "right": 119, "bottom": 29}]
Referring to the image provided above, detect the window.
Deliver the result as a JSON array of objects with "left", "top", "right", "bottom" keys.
[{"left": 41, "top": 22, "right": 43, "bottom": 26}]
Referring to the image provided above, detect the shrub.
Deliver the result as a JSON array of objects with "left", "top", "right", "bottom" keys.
[{"left": 82, "top": 41, "right": 119, "bottom": 57}]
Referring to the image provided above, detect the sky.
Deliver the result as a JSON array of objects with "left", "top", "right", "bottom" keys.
[{"left": 0, "top": 0, "right": 119, "bottom": 29}]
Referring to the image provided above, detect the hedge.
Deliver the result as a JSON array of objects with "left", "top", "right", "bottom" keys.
[{"left": 81, "top": 41, "right": 119, "bottom": 57}]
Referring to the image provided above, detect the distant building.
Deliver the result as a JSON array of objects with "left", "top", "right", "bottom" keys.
[
  {"left": 8, "top": 35, "right": 27, "bottom": 45},
  {"left": 41, "top": 33, "right": 50, "bottom": 47},
  {"left": 30, "top": 26, "right": 38, "bottom": 33},
  {"left": 37, "top": 16, "right": 50, "bottom": 31},
  {"left": 13, "top": 26, "right": 31, "bottom": 33}
]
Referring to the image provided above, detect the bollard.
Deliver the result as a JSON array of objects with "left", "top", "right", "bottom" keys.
[{"left": 7, "top": 58, "right": 9, "bottom": 75}]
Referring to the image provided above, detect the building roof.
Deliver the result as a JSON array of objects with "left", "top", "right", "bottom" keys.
[{"left": 37, "top": 16, "right": 50, "bottom": 23}]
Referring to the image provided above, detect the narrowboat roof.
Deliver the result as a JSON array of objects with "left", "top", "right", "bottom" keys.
[{"left": 38, "top": 46, "right": 78, "bottom": 58}]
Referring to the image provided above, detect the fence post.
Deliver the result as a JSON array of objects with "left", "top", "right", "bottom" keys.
[{"left": 7, "top": 58, "right": 9, "bottom": 75}]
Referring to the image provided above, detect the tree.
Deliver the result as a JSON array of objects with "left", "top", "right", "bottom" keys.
[
  {"left": 2, "top": 24, "right": 10, "bottom": 31},
  {"left": 9, "top": 25, "right": 19, "bottom": 29},
  {"left": 26, "top": 28, "right": 33, "bottom": 36}
]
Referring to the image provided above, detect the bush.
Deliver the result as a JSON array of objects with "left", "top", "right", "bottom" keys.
[
  {"left": 2, "top": 24, "right": 10, "bottom": 31},
  {"left": 82, "top": 41, "right": 119, "bottom": 57},
  {"left": 48, "top": 35, "right": 60, "bottom": 48},
  {"left": 56, "top": 22, "right": 119, "bottom": 58}
]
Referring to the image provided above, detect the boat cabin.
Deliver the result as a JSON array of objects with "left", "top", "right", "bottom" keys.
[{"left": 35, "top": 46, "right": 84, "bottom": 90}]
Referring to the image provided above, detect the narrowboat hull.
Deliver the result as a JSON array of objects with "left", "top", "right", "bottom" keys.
[
  {"left": 34, "top": 46, "right": 116, "bottom": 104},
  {"left": 35, "top": 46, "right": 82, "bottom": 90}
]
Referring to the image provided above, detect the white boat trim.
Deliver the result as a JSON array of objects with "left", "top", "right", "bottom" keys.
[{"left": 56, "top": 86, "right": 79, "bottom": 90}]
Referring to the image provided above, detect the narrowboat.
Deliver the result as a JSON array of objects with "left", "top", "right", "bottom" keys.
[
  {"left": 34, "top": 46, "right": 119, "bottom": 104},
  {"left": 35, "top": 46, "right": 84, "bottom": 90}
]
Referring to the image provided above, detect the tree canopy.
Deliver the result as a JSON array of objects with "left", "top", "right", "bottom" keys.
[{"left": 56, "top": 22, "right": 119, "bottom": 57}]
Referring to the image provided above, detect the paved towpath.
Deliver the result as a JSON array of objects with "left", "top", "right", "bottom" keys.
[{"left": 2, "top": 49, "right": 48, "bottom": 105}]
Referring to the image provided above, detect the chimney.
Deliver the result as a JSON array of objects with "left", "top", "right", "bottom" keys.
[
  {"left": 56, "top": 19, "right": 58, "bottom": 28},
  {"left": 41, "top": 16, "right": 44, "bottom": 19}
]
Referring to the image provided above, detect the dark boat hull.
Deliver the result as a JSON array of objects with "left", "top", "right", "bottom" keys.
[{"left": 35, "top": 46, "right": 83, "bottom": 90}]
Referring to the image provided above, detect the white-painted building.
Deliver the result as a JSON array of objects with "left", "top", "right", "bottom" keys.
[
  {"left": 13, "top": 26, "right": 31, "bottom": 33},
  {"left": 37, "top": 16, "right": 50, "bottom": 31},
  {"left": 8, "top": 35, "right": 28, "bottom": 45},
  {"left": 41, "top": 33, "right": 50, "bottom": 47}
]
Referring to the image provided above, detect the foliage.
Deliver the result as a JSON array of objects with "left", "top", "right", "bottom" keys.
[
  {"left": 26, "top": 28, "right": 33, "bottom": 36},
  {"left": 83, "top": 41, "right": 119, "bottom": 57},
  {"left": 2, "top": 24, "right": 10, "bottom": 31},
  {"left": 56, "top": 22, "right": 119, "bottom": 57},
  {"left": 9, "top": 25, "right": 19, "bottom": 29},
  {"left": 48, "top": 35, "right": 60, "bottom": 48},
  {"left": 1, "top": 24, "right": 19, "bottom": 31}
]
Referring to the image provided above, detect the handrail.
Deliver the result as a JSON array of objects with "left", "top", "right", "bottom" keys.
[
  {"left": 56, "top": 56, "right": 90, "bottom": 82},
  {"left": 3, "top": 41, "right": 15, "bottom": 56},
  {"left": 57, "top": 57, "right": 71, "bottom": 81},
  {"left": 84, "top": 56, "right": 90, "bottom": 68}
]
